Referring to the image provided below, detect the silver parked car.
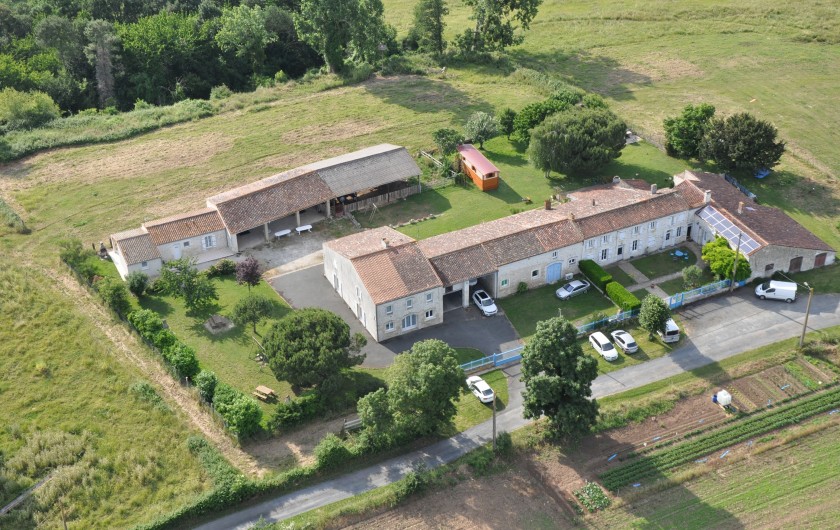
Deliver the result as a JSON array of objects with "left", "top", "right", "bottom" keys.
[
  {"left": 555, "top": 279, "right": 591, "bottom": 300},
  {"left": 610, "top": 329, "right": 638, "bottom": 353}
]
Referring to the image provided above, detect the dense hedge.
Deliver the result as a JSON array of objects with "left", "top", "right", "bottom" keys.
[
  {"left": 579, "top": 259, "right": 613, "bottom": 291},
  {"left": 127, "top": 309, "right": 200, "bottom": 380},
  {"left": 605, "top": 281, "right": 642, "bottom": 311}
]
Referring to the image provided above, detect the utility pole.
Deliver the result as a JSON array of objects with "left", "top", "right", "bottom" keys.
[
  {"left": 492, "top": 394, "right": 497, "bottom": 452},
  {"left": 799, "top": 282, "right": 814, "bottom": 348},
  {"left": 729, "top": 232, "right": 742, "bottom": 292}
]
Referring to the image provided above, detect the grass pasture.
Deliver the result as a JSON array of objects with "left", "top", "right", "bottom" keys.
[
  {"left": 452, "top": 369, "right": 510, "bottom": 432},
  {"left": 0, "top": 260, "right": 210, "bottom": 529}
]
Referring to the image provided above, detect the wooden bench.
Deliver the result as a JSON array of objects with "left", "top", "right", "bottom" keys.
[
  {"left": 339, "top": 417, "right": 363, "bottom": 437},
  {"left": 274, "top": 229, "right": 291, "bottom": 239},
  {"left": 295, "top": 224, "right": 313, "bottom": 235},
  {"left": 253, "top": 385, "right": 277, "bottom": 401}
]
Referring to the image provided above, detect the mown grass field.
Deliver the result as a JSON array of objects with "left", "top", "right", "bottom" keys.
[{"left": 0, "top": 260, "right": 210, "bottom": 529}]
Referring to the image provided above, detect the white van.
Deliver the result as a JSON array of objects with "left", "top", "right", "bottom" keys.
[
  {"left": 658, "top": 318, "right": 681, "bottom": 343},
  {"left": 755, "top": 280, "right": 797, "bottom": 303}
]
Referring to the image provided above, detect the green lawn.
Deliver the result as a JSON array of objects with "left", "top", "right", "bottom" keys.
[
  {"left": 604, "top": 265, "right": 637, "bottom": 288},
  {"left": 498, "top": 280, "right": 616, "bottom": 341},
  {"left": 779, "top": 262, "right": 840, "bottom": 294},
  {"left": 452, "top": 369, "right": 510, "bottom": 432},
  {"left": 630, "top": 246, "right": 694, "bottom": 280},
  {"left": 0, "top": 260, "right": 210, "bottom": 529},
  {"left": 657, "top": 267, "right": 718, "bottom": 296},
  {"left": 139, "top": 275, "right": 292, "bottom": 416},
  {"left": 455, "top": 347, "right": 486, "bottom": 364},
  {"left": 630, "top": 287, "right": 651, "bottom": 300},
  {"left": 581, "top": 325, "right": 679, "bottom": 375}
]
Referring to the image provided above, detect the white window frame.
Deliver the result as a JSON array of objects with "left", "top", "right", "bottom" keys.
[
  {"left": 402, "top": 314, "right": 417, "bottom": 330},
  {"left": 602, "top": 235, "right": 609, "bottom": 243},
  {"left": 568, "top": 257, "right": 577, "bottom": 265},
  {"left": 649, "top": 221, "right": 656, "bottom": 231},
  {"left": 587, "top": 239, "right": 595, "bottom": 249},
  {"left": 356, "top": 286, "right": 361, "bottom": 300},
  {"left": 385, "top": 321, "right": 395, "bottom": 333},
  {"left": 670, "top": 216, "right": 675, "bottom": 226},
  {"left": 385, "top": 304, "right": 393, "bottom": 315},
  {"left": 551, "top": 250, "right": 558, "bottom": 259},
  {"left": 202, "top": 234, "right": 216, "bottom": 249},
  {"left": 406, "top": 298, "right": 413, "bottom": 310},
  {"left": 665, "top": 230, "right": 672, "bottom": 241},
  {"left": 633, "top": 225, "right": 641, "bottom": 235},
  {"left": 425, "top": 309, "right": 434, "bottom": 320},
  {"left": 183, "top": 241, "right": 190, "bottom": 247},
  {"left": 676, "top": 226, "right": 683, "bottom": 237},
  {"left": 600, "top": 248, "right": 609, "bottom": 261},
  {"left": 141, "top": 261, "right": 149, "bottom": 269},
  {"left": 632, "top": 240, "right": 639, "bottom": 251},
  {"left": 500, "top": 279, "right": 509, "bottom": 287},
  {"left": 425, "top": 292, "right": 433, "bottom": 304},
  {"left": 531, "top": 269, "right": 539, "bottom": 278}
]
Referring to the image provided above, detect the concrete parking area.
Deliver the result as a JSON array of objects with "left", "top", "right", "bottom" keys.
[{"left": 270, "top": 265, "right": 523, "bottom": 368}]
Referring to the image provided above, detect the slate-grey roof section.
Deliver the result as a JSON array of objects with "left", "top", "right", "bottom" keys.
[{"left": 302, "top": 144, "right": 421, "bottom": 197}]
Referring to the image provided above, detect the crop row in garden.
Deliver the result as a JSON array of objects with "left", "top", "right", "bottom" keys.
[{"left": 600, "top": 386, "right": 840, "bottom": 492}]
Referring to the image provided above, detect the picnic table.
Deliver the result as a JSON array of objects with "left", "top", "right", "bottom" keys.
[
  {"left": 274, "top": 229, "right": 291, "bottom": 239},
  {"left": 296, "top": 224, "right": 313, "bottom": 234},
  {"left": 253, "top": 385, "right": 277, "bottom": 401}
]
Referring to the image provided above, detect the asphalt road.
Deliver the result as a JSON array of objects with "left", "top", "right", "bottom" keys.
[{"left": 197, "top": 291, "right": 840, "bottom": 530}]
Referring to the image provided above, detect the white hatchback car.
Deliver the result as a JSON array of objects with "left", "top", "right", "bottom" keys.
[
  {"left": 466, "top": 375, "right": 496, "bottom": 404},
  {"left": 472, "top": 289, "right": 498, "bottom": 316},
  {"left": 610, "top": 329, "right": 638, "bottom": 354},
  {"left": 589, "top": 331, "right": 619, "bottom": 361}
]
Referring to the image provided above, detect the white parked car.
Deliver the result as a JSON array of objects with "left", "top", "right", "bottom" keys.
[
  {"left": 610, "top": 329, "right": 638, "bottom": 354},
  {"left": 589, "top": 331, "right": 619, "bottom": 361},
  {"left": 472, "top": 289, "right": 498, "bottom": 316},
  {"left": 466, "top": 375, "right": 496, "bottom": 404},
  {"left": 556, "top": 279, "right": 591, "bottom": 300}
]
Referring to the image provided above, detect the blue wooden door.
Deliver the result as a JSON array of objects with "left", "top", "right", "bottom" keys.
[{"left": 546, "top": 262, "right": 563, "bottom": 284}]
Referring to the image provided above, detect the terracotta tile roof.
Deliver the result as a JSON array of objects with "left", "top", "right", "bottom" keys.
[
  {"left": 571, "top": 192, "right": 692, "bottom": 239},
  {"left": 680, "top": 171, "right": 833, "bottom": 252},
  {"left": 325, "top": 226, "right": 415, "bottom": 259},
  {"left": 427, "top": 246, "right": 497, "bottom": 286},
  {"left": 209, "top": 170, "right": 334, "bottom": 234},
  {"left": 531, "top": 219, "right": 585, "bottom": 251},
  {"left": 143, "top": 208, "right": 225, "bottom": 245},
  {"left": 352, "top": 243, "right": 442, "bottom": 304},
  {"left": 112, "top": 231, "right": 160, "bottom": 265},
  {"left": 457, "top": 144, "right": 499, "bottom": 175}
]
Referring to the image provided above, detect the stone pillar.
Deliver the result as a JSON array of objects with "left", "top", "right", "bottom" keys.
[
  {"left": 228, "top": 230, "right": 239, "bottom": 253},
  {"left": 462, "top": 281, "right": 470, "bottom": 308},
  {"left": 295, "top": 211, "right": 301, "bottom": 226},
  {"left": 325, "top": 200, "right": 331, "bottom": 218},
  {"left": 264, "top": 223, "right": 270, "bottom": 242}
]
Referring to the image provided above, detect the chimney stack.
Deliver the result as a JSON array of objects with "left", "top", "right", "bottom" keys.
[
  {"left": 612, "top": 176, "right": 621, "bottom": 184},
  {"left": 381, "top": 238, "right": 389, "bottom": 249},
  {"left": 738, "top": 201, "right": 744, "bottom": 215},
  {"left": 704, "top": 190, "right": 712, "bottom": 204},
  {"left": 544, "top": 199, "right": 552, "bottom": 210},
  {"left": 650, "top": 184, "right": 658, "bottom": 195}
]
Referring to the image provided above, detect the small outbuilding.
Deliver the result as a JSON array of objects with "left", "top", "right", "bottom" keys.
[{"left": 457, "top": 144, "right": 500, "bottom": 191}]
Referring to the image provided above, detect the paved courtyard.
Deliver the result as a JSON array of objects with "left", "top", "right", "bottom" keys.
[{"left": 270, "top": 265, "right": 523, "bottom": 368}]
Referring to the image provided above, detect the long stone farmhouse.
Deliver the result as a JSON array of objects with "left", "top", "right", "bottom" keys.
[
  {"left": 324, "top": 170, "right": 835, "bottom": 342},
  {"left": 108, "top": 144, "right": 421, "bottom": 279}
]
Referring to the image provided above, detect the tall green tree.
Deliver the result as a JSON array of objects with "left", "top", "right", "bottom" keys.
[
  {"left": 0, "top": 87, "right": 60, "bottom": 133},
  {"left": 262, "top": 308, "right": 366, "bottom": 388},
  {"left": 84, "top": 19, "right": 120, "bottom": 107},
  {"left": 457, "top": 0, "right": 542, "bottom": 53},
  {"left": 663, "top": 103, "right": 715, "bottom": 158},
  {"left": 638, "top": 294, "right": 671, "bottom": 340},
  {"left": 521, "top": 317, "right": 599, "bottom": 440},
  {"left": 295, "top": 0, "right": 388, "bottom": 73},
  {"left": 464, "top": 111, "right": 498, "bottom": 149},
  {"left": 701, "top": 235, "right": 752, "bottom": 282},
  {"left": 699, "top": 113, "right": 785, "bottom": 171},
  {"left": 528, "top": 107, "right": 626, "bottom": 177},
  {"left": 411, "top": 0, "right": 448, "bottom": 56},
  {"left": 498, "top": 107, "right": 516, "bottom": 139},
  {"left": 231, "top": 293, "right": 273, "bottom": 334},
  {"left": 432, "top": 128, "right": 462, "bottom": 155},
  {"left": 215, "top": 5, "right": 277, "bottom": 73},
  {"left": 157, "top": 258, "right": 219, "bottom": 312}
]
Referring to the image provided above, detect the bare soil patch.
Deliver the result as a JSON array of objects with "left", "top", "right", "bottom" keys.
[
  {"left": 343, "top": 463, "right": 572, "bottom": 530},
  {"left": 606, "top": 52, "right": 703, "bottom": 85},
  {"left": 244, "top": 416, "right": 347, "bottom": 470}
]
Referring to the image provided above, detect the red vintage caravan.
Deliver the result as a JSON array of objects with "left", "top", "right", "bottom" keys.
[{"left": 456, "top": 144, "right": 500, "bottom": 191}]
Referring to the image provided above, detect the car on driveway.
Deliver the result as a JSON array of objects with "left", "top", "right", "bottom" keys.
[
  {"left": 610, "top": 329, "right": 638, "bottom": 353},
  {"left": 589, "top": 331, "right": 618, "bottom": 361},
  {"left": 466, "top": 375, "right": 495, "bottom": 404},
  {"left": 472, "top": 289, "right": 498, "bottom": 316},
  {"left": 556, "top": 279, "right": 591, "bottom": 300}
]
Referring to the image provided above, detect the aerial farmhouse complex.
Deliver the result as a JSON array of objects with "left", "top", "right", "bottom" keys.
[
  {"left": 325, "top": 170, "right": 835, "bottom": 342},
  {"left": 108, "top": 144, "right": 421, "bottom": 279}
]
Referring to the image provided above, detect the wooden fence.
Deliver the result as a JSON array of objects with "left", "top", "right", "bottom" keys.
[{"left": 344, "top": 183, "right": 422, "bottom": 213}]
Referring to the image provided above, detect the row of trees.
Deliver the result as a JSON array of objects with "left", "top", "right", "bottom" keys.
[{"left": 664, "top": 104, "right": 785, "bottom": 171}]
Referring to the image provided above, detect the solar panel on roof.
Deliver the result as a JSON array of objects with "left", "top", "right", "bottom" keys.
[{"left": 697, "top": 206, "right": 760, "bottom": 253}]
